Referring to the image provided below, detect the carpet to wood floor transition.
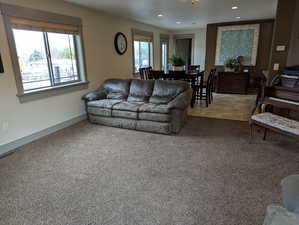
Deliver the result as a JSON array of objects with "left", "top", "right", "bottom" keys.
[
  {"left": 0, "top": 117, "right": 298, "bottom": 225},
  {"left": 189, "top": 93, "right": 257, "bottom": 122}
]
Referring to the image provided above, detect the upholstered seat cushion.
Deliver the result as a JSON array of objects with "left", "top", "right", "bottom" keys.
[
  {"left": 112, "top": 110, "right": 137, "bottom": 119},
  {"left": 139, "top": 103, "right": 171, "bottom": 114},
  {"left": 88, "top": 99, "right": 123, "bottom": 109},
  {"left": 88, "top": 107, "right": 111, "bottom": 117},
  {"left": 112, "top": 101, "right": 144, "bottom": 112},
  {"left": 139, "top": 112, "right": 171, "bottom": 122},
  {"left": 88, "top": 100, "right": 123, "bottom": 117},
  {"left": 251, "top": 113, "right": 299, "bottom": 136}
]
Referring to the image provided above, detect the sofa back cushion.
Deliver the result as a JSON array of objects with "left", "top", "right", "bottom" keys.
[
  {"left": 127, "top": 80, "right": 155, "bottom": 102},
  {"left": 102, "top": 79, "right": 131, "bottom": 100},
  {"left": 149, "top": 80, "right": 189, "bottom": 104}
]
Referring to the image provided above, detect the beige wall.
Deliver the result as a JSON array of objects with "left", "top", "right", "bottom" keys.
[
  {"left": 0, "top": 0, "right": 170, "bottom": 146},
  {"left": 171, "top": 29, "right": 207, "bottom": 70}
]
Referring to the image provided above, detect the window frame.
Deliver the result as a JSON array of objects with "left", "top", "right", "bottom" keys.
[
  {"left": 45, "top": 32, "right": 81, "bottom": 88},
  {"left": 133, "top": 40, "right": 153, "bottom": 73},
  {"left": 0, "top": 3, "right": 88, "bottom": 103},
  {"left": 160, "top": 34, "right": 170, "bottom": 72},
  {"left": 131, "top": 29, "right": 154, "bottom": 76}
]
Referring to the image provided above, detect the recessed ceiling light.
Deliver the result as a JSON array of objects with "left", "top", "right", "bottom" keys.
[
  {"left": 157, "top": 14, "right": 164, "bottom": 17},
  {"left": 235, "top": 16, "right": 241, "bottom": 19},
  {"left": 232, "top": 6, "right": 238, "bottom": 10},
  {"left": 176, "top": 21, "right": 182, "bottom": 24}
]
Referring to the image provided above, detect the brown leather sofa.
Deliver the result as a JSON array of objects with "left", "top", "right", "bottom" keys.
[{"left": 82, "top": 79, "right": 192, "bottom": 134}]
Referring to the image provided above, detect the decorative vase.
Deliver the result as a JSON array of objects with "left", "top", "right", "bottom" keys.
[
  {"left": 224, "top": 67, "right": 234, "bottom": 72},
  {"left": 172, "top": 66, "right": 185, "bottom": 71}
]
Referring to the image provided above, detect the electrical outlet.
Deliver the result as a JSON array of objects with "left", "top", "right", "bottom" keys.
[
  {"left": 2, "top": 121, "right": 8, "bottom": 131},
  {"left": 273, "top": 63, "right": 280, "bottom": 71},
  {"left": 276, "top": 45, "right": 286, "bottom": 52}
]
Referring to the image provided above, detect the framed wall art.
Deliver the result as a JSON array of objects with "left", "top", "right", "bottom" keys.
[{"left": 215, "top": 24, "right": 260, "bottom": 66}]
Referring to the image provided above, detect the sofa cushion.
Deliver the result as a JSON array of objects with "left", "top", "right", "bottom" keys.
[
  {"left": 107, "top": 92, "right": 126, "bottom": 100},
  {"left": 139, "top": 112, "right": 171, "bottom": 122},
  {"left": 89, "top": 115, "right": 137, "bottom": 130},
  {"left": 251, "top": 113, "right": 299, "bottom": 136},
  {"left": 136, "top": 120, "right": 171, "bottom": 134},
  {"left": 88, "top": 99, "right": 123, "bottom": 109},
  {"left": 263, "top": 205, "right": 299, "bottom": 225},
  {"left": 127, "top": 80, "right": 154, "bottom": 102},
  {"left": 102, "top": 79, "right": 131, "bottom": 100},
  {"left": 139, "top": 103, "right": 171, "bottom": 114},
  {"left": 149, "top": 80, "right": 189, "bottom": 104},
  {"left": 88, "top": 107, "right": 111, "bottom": 117},
  {"left": 112, "top": 102, "right": 144, "bottom": 112},
  {"left": 112, "top": 110, "right": 138, "bottom": 119}
]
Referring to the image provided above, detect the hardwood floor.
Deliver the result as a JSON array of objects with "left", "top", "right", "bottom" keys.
[{"left": 189, "top": 93, "right": 257, "bottom": 121}]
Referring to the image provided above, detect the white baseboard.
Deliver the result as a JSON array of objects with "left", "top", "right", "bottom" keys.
[{"left": 0, "top": 114, "right": 87, "bottom": 157}]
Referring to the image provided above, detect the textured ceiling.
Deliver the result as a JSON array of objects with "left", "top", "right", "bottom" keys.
[{"left": 65, "top": 0, "right": 278, "bottom": 30}]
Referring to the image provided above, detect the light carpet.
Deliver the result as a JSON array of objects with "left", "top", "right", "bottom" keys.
[
  {"left": 0, "top": 117, "right": 298, "bottom": 225},
  {"left": 189, "top": 93, "right": 257, "bottom": 121}
]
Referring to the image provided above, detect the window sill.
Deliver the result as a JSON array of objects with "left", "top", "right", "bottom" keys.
[{"left": 17, "top": 81, "right": 89, "bottom": 103}]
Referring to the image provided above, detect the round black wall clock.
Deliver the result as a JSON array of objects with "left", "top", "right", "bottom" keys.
[{"left": 114, "top": 32, "right": 128, "bottom": 55}]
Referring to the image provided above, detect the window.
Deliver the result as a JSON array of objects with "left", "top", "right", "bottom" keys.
[
  {"left": 160, "top": 36, "right": 169, "bottom": 72},
  {"left": 13, "top": 29, "right": 80, "bottom": 92},
  {"left": 1, "top": 3, "right": 87, "bottom": 102},
  {"left": 134, "top": 41, "right": 153, "bottom": 72},
  {"left": 161, "top": 42, "right": 168, "bottom": 71},
  {"left": 132, "top": 29, "right": 154, "bottom": 73}
]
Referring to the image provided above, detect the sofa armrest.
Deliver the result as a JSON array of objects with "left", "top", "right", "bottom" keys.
[
  {"left": 82, "top": 89, "right": 106, "bottom": 102},
  {"left": 167, "top": 89, "right": 192, "bottom": 110},
  {"left": 263, "top": 205, "right": 299, "bottom": 225}
]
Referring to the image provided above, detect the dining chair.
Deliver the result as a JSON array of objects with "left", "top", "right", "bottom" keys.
[
  {"left": 149, "top": 70, "right": 164, "bottom": 80},
  {"left": 200, "top": 69, "right": 217, "bottom": 101},
  {"left": 139, "top": 68, "right": 146, "bottom": 80},
  {"left": 195, "top": 69, "right": 216, "bottom": 107},
  {"left": 139, "top": 67, "right": 152, "bottom": 80},
  {"left": 189, "top": 66, "right": 201, "bottom": 86},
  {"left": 169, "top": 70, "right": 186, "bottom": 76},
  {"left": 188, "top": 65, "right": 200, "bottom": 74}
]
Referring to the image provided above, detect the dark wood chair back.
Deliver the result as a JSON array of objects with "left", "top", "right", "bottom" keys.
[
  {"left": 205, "top": 69, "right": 217, "bottom": 105},
  {"left": 195, "top": 71, "right": 204, "bottom": 87},
  {"left": 207, "top": 70, "right": 215, "bottom": 87},
  {"left": 139, "top": 67, "right": 152, "bottom": 80},
  {"left": 188, "top": 65, "right": 200, "bottom": 73},
  {"left": 150, "top": 70, "right": 164, "bottom": 80},
  {"left": 209, "top": 68, "right": 217, "bottom": 78},
  {"left": 209, "top": 68, "right": 217, "bottom": 89}
]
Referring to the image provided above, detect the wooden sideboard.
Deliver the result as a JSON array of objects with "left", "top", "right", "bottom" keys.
[{"left": 215, "top": 72, "right": 250, "bottom": 94}]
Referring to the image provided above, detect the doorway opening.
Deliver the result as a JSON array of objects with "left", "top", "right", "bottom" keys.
[{"left": 173, "top": 34, "right": 194, "bottom": 69}]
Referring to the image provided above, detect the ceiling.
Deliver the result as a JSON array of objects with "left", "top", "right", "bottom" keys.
[{"left": 65, "top": 0, "right": 278, "bottom": 30}]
